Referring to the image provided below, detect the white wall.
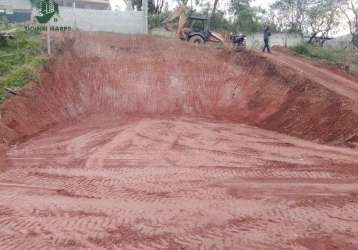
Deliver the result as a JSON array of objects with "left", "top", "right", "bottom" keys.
[
  {"left": 149, "top": 29, "right": 303, "bottom": 49},
  {"left": 49, "top": 7, "right": 147, "bottom": 34},
  {"left": 246, "top": 33, "right": 303, "bottom": 49},
  {"left": 324, "top": 35, "right": 357, "bottom": 50}
]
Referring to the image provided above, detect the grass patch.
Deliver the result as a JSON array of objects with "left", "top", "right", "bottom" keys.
[
  {"left": 0, "top": 21, "right": 47, "bottom": 102},
  {"left": 291, "top": 44, "right": 345, "bottom": 65},
  {"left": 148, "top": 13, "right": 169, "bottom": 30}
]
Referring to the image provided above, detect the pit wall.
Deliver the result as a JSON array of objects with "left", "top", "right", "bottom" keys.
[
  {"left": 0, "top": 33, "right": 357, "bottom": 147},
  {"left": 230, "top": 51, "right": 358, "bottom": 144}
]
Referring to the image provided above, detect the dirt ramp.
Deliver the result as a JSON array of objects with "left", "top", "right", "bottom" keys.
[
  {"left": 229, "top": 50, "right": 358, "bottom": 144},
  {"left": 1, "top": 32, "right": 358, "bottom": 145}
]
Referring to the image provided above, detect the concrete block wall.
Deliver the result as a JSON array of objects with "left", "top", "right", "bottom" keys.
[
  {"left": 324, "top": 35, "right": 358, "bottom": 51},
  {"left": 49, "top": 7, "right": 147, "bottom": 34},
  {"left": 149, "top": 29, "right": 303, "bottom": 49},
  {"left": 246, "top": 33, "right": 303, "bottom": 49}
]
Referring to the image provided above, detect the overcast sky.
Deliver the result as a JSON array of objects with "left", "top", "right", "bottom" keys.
[
  {"left": 110, "top": 0, "right": 276, "bottom": 11},
  {"left": 252, "top": 0, "right": 275, "bottom": 9},
  {"left": 109, "top": 0, "right": 348, "bottom": 36}
]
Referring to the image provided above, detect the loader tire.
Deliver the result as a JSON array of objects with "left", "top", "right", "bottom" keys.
[{"left": 189, "top": 35, "right": 204, "bottom": 45}]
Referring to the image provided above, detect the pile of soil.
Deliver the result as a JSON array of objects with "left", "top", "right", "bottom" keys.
[{"left": 0, "top": 32, "right": 357, "bottom": 147}]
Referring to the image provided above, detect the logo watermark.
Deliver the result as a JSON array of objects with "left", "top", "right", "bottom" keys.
[
  {"left": 25, "top": 25, "right": 71, "bottom": 32},
  {"left": 25, "top": 0, "right": 72, "bottom": 55},
  {"left": 35, "top": 0, "right": 59, "bottom": 24},
  {"left": 25, "top": 0, "right": 71, "bottom": 32}
]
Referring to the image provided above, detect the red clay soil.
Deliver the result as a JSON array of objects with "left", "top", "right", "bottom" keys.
[
  {"left": 273, "top": 47, "right": 358, "bottom": 83},
  {"left": 0, "top": 33, "right": 358, "bottom": 249},
  {"left": 265, "top": 48, "right": 358, "bottom": 101},
  {"left": 0, "top": 144, "right": 7, "bottom": 171},
  {"left": 1, "top": 34, "right": 358, "bottom": 145}
]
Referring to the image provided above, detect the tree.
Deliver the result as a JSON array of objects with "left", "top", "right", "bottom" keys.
[
  {"left": 229, "top": 0, "right": 265, "bottom": 33},
  {"left": 264, "top": 8, "right": 286, "bottom": 32},
  {"left": 270, "top": 0, "right": 308, "bottom": 34},
  {"left": 210, "top": 10, "right": 235, "bottom": 31},
  {"left": 131, "top": 0, "right": 143, "bottom": 11},
  {"left": 304, "top": 0, "right": 341, "bottom": 45},
  {"left": 123, "top": 0, "right": 134, "bottom": 10},
  {"left": 210, "top": 0, "right": 220, "bottom": 30},
  {"left": 148, "top": 0, "right": 166, "bottom": 14},
  {"left": 270, "top": 0, "right": 342, "bottom": 46},
  {"left": 212, "top": 0, "right": 219, "bottom": 17},
  {"left": 341, "top": 0, "right": 358, "bottom": 48},
  {"left": 176, "top": 0, "right": 189, "bottom": 6},
  {"left": 126, "top": 0, "right": 166, "bottom": 13}
]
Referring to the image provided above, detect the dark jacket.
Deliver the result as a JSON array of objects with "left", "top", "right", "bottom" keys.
[{"left": 264, "top": 30, "right": 271, "bottom": 40}]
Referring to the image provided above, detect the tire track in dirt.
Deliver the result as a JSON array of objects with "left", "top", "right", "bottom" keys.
[
  {"left": 2, "top": 34, "right": 358, "bottom": 249},
  {"left": 85, "top": 122, "right": 142, "bottom": 169},
  {"left": 2, "top": 117, "right": 358, "bottom": 249}
]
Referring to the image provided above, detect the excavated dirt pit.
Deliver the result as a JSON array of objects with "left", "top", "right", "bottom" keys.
[{"left": 0, "top": 33, "right": 358, "bottom": 249}]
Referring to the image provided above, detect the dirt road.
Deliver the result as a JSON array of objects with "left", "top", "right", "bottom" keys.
[
  {"left": 265, "top": 50, "right": 358, "bottom": 101},
  {"left": 0, "top": 34, "right": 358, "bottom": 249}
]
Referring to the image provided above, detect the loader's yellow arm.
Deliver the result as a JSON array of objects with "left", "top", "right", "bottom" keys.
[
  {"left": 162, "top": 6, "right": 189, "bottom": 40},
  {"left": 162, "top": 6, "right": 232, "bottom": 49},
  {"left": 209, "top": 31, "right": 232, "bottom": 49}
]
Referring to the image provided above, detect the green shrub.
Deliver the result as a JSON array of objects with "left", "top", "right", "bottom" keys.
[
  {"left": 291, "top": 44, "right": 310, "bottom": 55},
  {"left": 31, "top": 56, "right": 48, "bottom": 67},
  {"left": 148, "top": 13, "right": 169, "bottom": 30},
  {"left": 0, "top": 62, "right": 11, "bottom": 76},
  {"left": 291, "top": 44, "right": 343, "bottom": 65},
  {"left": 0, "top": 21, "right": 47, "bottom": 102},
  {"left": 2, "top": 65, "right": 38, "bottom": 88}
]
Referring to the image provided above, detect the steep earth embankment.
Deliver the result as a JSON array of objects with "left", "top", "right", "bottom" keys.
[{"left": 0, "top": 33, "right": 357, "bottom": 147}]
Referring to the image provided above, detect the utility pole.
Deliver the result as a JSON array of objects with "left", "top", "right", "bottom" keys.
[
  {"left": 47, "top": 22, "right": 51, "bottom": 55},
  {"left": 142, "top": 0, "right": 148, "bottom": 34}
]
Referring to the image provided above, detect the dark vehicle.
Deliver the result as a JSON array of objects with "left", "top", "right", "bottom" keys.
[
  {"left": 186, "top": 16, "right": 247, "bottom": 50},
  {"left": 186, "top": 16, "right": 211, "bottom": 44},
  {"left": 230, "top": 33, "right": 247, "bottom": 50},
  {"left": 163, "top": 6, "right": 246, "bottom": 50}
]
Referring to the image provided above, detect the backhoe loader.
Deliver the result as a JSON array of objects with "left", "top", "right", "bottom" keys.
[{"left": 162, "top": 6, "right": 233, "bottom": 49}]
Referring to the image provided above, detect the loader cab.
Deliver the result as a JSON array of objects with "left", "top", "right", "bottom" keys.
[{"left": 187, "top": 16, "right": 210, "bottom": 44}]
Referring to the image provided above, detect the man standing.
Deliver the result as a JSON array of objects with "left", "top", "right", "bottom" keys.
[{"left": 263, "top": 26, "right": 271, "bottom": 53}]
